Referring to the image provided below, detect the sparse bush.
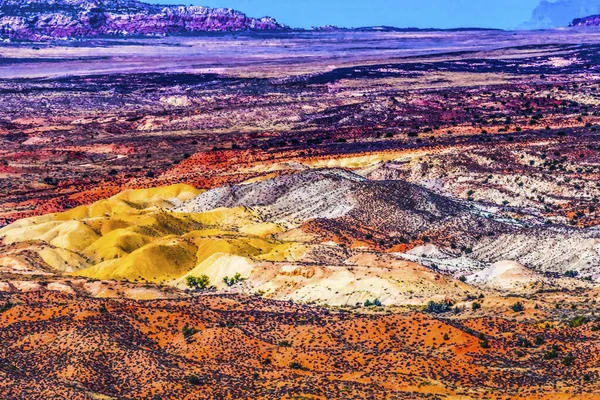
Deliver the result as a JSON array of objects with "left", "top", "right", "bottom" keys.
[
  {"left": 224, "top": 272, "right": 245, "bottom": 287},
  {"left": 472, "top": 302, "right": 481, "bottom": 311},
  {"left": 562, "top": 353, "right": 574, "bottom": 366},
  {"left": 289, "top": 361, "right": 304, "bottom": 370},
  {"left": 425, "top": 301, "right": 453, "bottom": 314},
  {"left": 182, "top": 325, "right": 198, "bottom": 338},
  {"left": 544, "top": 347, "right": 559, "bottom": 360},
  {"left": 0, "top": 301, "right": 13, "bottom": 314},
  {"left": 534, "top": 335, "right": 545, "bottom": 346},
  {"left": 187, "top": 275, "right": 210, "bottom": 290},
  {"left": 511, "top": 302, "right": 524, "bottom": 312},
  {"left": 278, "top": 340, "right": 292, "bottom": 347},
  {"left": 570, "top": 316, "right": 589, "bottom": 328},
  {"left": 564, "top": 270, "right": 578, "bottom": 278},
  {"left": 187, "top": 374, "right": 201, "bottom": 385}
]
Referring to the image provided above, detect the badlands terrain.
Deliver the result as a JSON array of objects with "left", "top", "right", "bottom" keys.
[{"left": 3, "top": 24, "right": 600, "bottom": 399}]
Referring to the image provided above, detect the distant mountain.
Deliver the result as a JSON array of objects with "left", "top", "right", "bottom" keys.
[
  {"left": 571, "top": 14, "right": 600, "bottom": 27},
  {"left": 310, "top": 25, "right": 501, "bottom": 33},
  {"left": 0, "top": 0, "right": 286, "bottom": 41},
  {"left": 521, "top": 0, "right": 600, "bottom": 29}
]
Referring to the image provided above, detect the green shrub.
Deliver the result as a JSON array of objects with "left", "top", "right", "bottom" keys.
[
  {"left": 544, "top": 348, "right": 559, "bottom": 360},
  {"left": 224, "top": 272, "right": 245, "bottom": 287},
  {"left": 289, "top": 361, "right": 304, "bottom": 370},
  {"left": 0, "top": 301, "right": 13, "bottom": 313},
  {"left": 562, "top": 353, "right": 574, "bottom": 366},
  {"left": 516, "top": 337, "right": 532, "bottom": 348},
  {"left": 570, "top": 316, "right": 589, "bottom": 328},
  {"left": 534, "top": 335, "right": 545, "bottom": 346},
  {"left": 186, "top": 275, "right": 210, "bottom": 290},
  {"left": 187, "top": 374, "right": 201, "bottom": 385},
  {"left": 425, "top": 301, "right": 453, "bottom": 314},
  {"left": 511, "top": 302, "right": 524, "bottom": 312},
  {"left": 182, "top": 325, "right": 198, "bottom": 338}
]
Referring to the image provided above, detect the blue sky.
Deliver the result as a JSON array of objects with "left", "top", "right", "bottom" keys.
[{"left": 148, "top": 0, "right": 542, "bottom": 29}]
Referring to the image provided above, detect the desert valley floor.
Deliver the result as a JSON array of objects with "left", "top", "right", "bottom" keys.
[{"left": 2, "top": 30, "right": 600, "bottom": 399}]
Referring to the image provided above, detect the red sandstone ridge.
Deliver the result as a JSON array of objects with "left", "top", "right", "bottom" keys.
[{"left": 0, "top": 0, "right": 287, "bottom": 41}]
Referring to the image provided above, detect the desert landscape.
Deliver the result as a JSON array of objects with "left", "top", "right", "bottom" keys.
[{"left": 2, "top": 0, "right": 600, "bottom": 398}]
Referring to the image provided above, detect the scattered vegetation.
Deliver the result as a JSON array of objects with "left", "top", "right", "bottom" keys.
[
  {"left": 569, "top": 315, "right": 589, "bottom": 328},
  {"left": 561, "top": 353, "right": 574, "bottom": 366},
  {"left": 289, "top": 361, "right": 305, "bottom": 370},
  {"left": 224, "top": 272, "right": 245, "bottom": 287},
  {"left": 425, "top": 300, "right": 453, "bottom": 314},
  {"left": 364, "top": 299, "right": 382, "bottom": 307},
  {"left": 544, "top": 346, "right": 560, "bottom": 360},
  {"left": 0, "top": 301, "right": 13, "bottom": 314},
  {"left": 564, "top": 270, "right": 579, "bottom": 278},
  {"left": 187, "top": 374, "right": 201, "bottom": 385},
  {"left": 186, "top": 275, "right": 211, "bottom": 290},
  {"left": 511, "top": 302, "right": 524, "bottom": 313},
  {"left": 182, "top": 325, "right": 198, "bottom": 338}
]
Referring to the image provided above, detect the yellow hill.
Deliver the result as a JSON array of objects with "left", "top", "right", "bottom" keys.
[
  {"left": 0, "top": 183, "right": 308, "bottom": 285},
  {"left": 74, "top": 238, "right": 198, "bottom": 283}
]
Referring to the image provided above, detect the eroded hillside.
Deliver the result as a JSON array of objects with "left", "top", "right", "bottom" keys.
[{"left": 2, "top": 30, "right": 600, "bottom": 399}]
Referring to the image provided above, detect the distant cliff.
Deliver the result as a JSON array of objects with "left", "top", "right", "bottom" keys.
[
  {"left": 571, "top": 14, "right": 600, "bottom": 27},
  {"left": 521, "top": 0, "right": 600, "bottom": 29},
  {"left": 0, "top": 0, "right": 286, "bottom": 41}
]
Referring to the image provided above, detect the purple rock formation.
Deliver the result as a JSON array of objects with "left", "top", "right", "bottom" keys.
[
  {"left": 571, "top": 15, "right": 600, "bottom": 27},
  {"left": 0, "top": 0, "right": 286, "bottom": 41}
]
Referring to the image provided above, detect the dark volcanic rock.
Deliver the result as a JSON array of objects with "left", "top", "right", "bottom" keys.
[{"left": 0, "top": 0, "right": 286, "bottom": 41}]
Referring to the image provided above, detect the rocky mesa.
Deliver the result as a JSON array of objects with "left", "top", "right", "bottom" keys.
[
  {"left": 571, "top": 14, "right": 600, "bottom": 27},
  {"left": 0, "top": 0, "right": 286, "bottom": 41}
]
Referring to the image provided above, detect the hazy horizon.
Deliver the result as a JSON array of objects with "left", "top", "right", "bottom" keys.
[{"left": 147, "top": 0, "right": 543, "bottom": 30}]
